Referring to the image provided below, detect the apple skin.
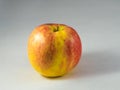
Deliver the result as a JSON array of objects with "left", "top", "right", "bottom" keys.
[{"left": 28, "top": 23, "right": 82, "bottom": 77}]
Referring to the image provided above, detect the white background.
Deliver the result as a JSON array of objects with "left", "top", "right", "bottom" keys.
[{"left": 0, "top": 0, "right": 120, "bottom": 90}]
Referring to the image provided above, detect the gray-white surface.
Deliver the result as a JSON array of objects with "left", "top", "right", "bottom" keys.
[{"left": 0, "top": 0, "right": 120, "bottom": 90}]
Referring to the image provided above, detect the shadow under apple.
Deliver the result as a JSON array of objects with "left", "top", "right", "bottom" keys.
[{"left": 60, "top": 50, "right": 120, "bottom": 79}]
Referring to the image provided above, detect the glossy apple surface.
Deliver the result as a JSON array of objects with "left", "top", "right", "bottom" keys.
[{"left": 28, "top": 23, "right": 82, "bottom": 77}]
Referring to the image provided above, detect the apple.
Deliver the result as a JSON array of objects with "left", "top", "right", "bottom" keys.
[{"left": 27, "top": 23, "right": 82, "bottom": 77}]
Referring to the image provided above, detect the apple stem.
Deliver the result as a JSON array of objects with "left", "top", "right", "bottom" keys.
[{"left": 53, "top": 26, "right": 59, "bottom": 32}]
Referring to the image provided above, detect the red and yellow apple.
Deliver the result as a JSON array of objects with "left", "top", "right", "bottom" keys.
[{"left": 27, "top": 23, "right": 82, "bottom": 77}]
